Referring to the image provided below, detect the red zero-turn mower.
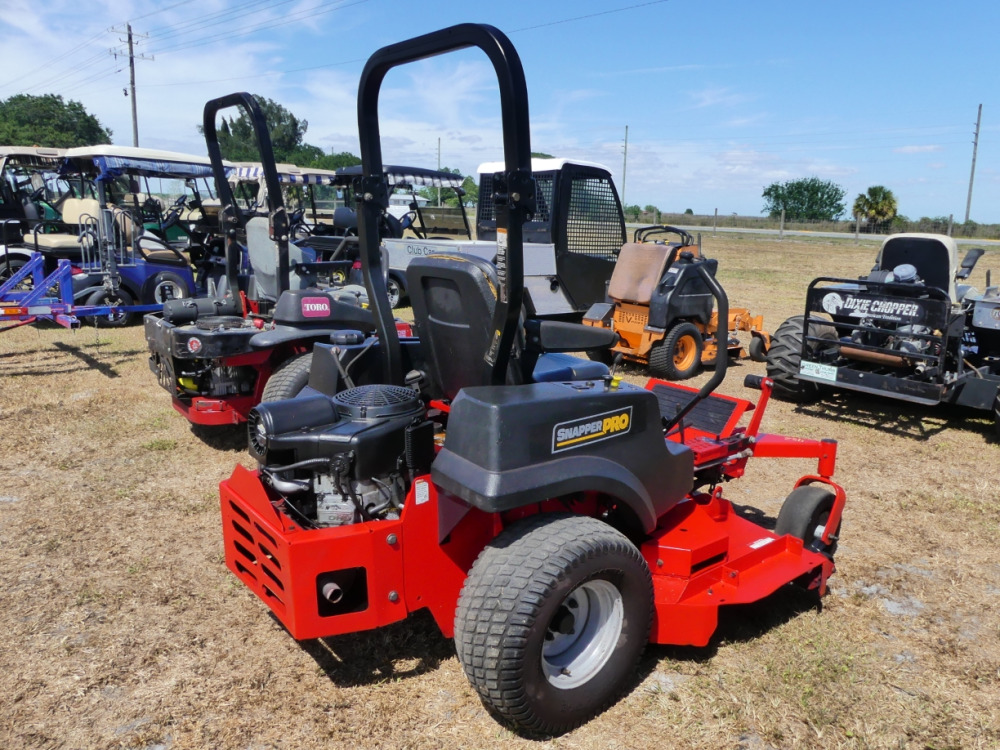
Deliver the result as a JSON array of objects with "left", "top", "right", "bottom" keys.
[{"left": 219, "top": 24, "right": 847, "bottom": 735}]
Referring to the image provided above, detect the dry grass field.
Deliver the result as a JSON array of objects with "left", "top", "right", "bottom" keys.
[{"left": 1, "top": 234, "right": 998, "bottom": 749}]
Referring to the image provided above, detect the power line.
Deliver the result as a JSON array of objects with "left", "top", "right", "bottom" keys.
[
  {"left": 0, "top": 29, "right": 108, "bottom": 90},
  {"left": 146, "top": 0, "right": 367, "bottom": 57},
  {"left": 510, "top": 0, "right": 670, "bottom": 33},
  {"left": 128, "top": 0, "right": 200, "bottom": 23}
]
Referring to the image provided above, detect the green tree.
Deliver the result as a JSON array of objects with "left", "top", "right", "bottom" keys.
[
  {"left": 643, "top": 204, "right": 660, "bottom": 223},
  {"left": 761, "top": 177, "right": 846, "bottom": 221},
  {"left": 531, "top": 151, "right": 554, "bottom": 159},
  {"left": 624, "top": 204, "right": 642, "bottom": 221},
  {"left": 312, "top": 151, "right": 361, "bottom": 170},
  {"left": 203, "top": 95, "right": 308, "bottom": 162},
  {"left": 684, "top": 208, "right": 694, "bottom": 215},
  {"left": 459, "top": 175, "right": 478, "bottom": 206},
  {"left": 0, "top": 93, "right": 112, "bottom": 147},
  {"left": 852, "top": 185, "right": 898, "bottom": 233}
]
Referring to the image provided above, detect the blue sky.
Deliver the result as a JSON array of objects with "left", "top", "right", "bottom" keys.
[{"left": 2, "top": 0, "right": 998, "bottom": 222}]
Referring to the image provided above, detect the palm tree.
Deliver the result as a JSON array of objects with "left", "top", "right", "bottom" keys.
[{"left": 852, "top": 186, "right": 898, "bottom": 233}]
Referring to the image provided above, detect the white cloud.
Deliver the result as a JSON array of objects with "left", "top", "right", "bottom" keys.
[{"left": 894, "top": 144, "right": 943, "bottom": 154}]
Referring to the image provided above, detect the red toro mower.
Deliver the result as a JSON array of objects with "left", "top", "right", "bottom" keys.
[{"left": 219, "top": 24, "right": 846, "bottom": 735}]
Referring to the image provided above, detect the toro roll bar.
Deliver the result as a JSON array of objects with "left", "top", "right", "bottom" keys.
[
  {"left": 203, "top": 93, "right": 291, "bottom": 296},
  {"left": 356, "top": 23, "right": 535, "bottom": 387}
]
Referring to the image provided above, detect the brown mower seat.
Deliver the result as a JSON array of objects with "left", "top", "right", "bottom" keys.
[{"left": 607, "top": 242, "right": 677, "bottom": 304}]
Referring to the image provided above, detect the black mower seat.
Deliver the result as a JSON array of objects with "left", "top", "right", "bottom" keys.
[{"left": 407, "top": 253, "right": 612, "bottom": 400}]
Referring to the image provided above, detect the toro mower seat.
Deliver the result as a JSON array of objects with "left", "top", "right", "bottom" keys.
[
  {"left": 407, "top": 254, "right": 611, "bottom": 401},
  {"left": 246, "top": 215, "right": 317, "bottom": 301}
]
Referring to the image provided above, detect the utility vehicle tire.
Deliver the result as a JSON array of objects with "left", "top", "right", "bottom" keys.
[
  {"left": 766, "top": 315, "right": 837, "bottom": 402},
  {"left": 649, "top": 321, "right": 703, "bottom": 380},
  {"left": 385, "top": 275, "right": 405, "bottom": 309},
  {"left": 775, "top": 485, "right": 839, "bottom": 558},
  {"left": 454, "top": 514, "right": 652, "bottom": 736},
  {"left": 86, "top": 287, "right": 135, "bottom": 327},
  {"left": 749, "top": 335, "right": 768, "bottom": 362},
  {"left": 262, "top": 352, "right": 312, "bottom": 403}
]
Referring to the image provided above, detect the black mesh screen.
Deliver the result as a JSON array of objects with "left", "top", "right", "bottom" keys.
[
  {"left": 477, "top": 173, "right": 554, "bottom": 225},
  {"left": 566, "top": 177, "right": 621, "bottom": 260}
]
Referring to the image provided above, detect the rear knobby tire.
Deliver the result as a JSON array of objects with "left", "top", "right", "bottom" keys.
[
  {"left": 454, "top": 514, "right": 652, "bottom": 736},
  {"left": 775, "top": 485, "right": 839, "bottom": 558},
  {"left": 765, "top": 315, "right": 837, "bottom": 402},
  {"left": 261, "top": 352, "right": 312, "bottom": 402},
  {"left": 649, "top": 321, "right": 703, "bottom": 380}
]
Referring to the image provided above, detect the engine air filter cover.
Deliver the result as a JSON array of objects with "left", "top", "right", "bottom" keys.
[{"left": 333, "top": 384, "right": 422, "bottom": 420}]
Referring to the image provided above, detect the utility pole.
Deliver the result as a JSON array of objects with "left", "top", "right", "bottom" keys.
[
  {"left": 965, "top": 103, "right": 982, "bottom": 224},
  {"left": 127, "top": 24, "right": 138, "bottom": 147},
  {"left": 111, "top": 24, "right": 153, "bottom": 147},
  {"left": 437, "top": 137, "right": 441, "bottom": 206},
  {"left": 621, "top": 125, "right": 629, "bottom": 208}
]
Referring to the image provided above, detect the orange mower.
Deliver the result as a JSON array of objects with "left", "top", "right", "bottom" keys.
[{"left": 584, "top": 225, "right": 770, "bottom": 379}]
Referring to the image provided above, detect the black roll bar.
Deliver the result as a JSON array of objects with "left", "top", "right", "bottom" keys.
[
  {"left": 356, "top": 23, "right": 535, "bottom": 387},
  {"left": 203, "top": 93, "right": 291, "bottom": 297},
  {"left": 661, "top": 256, "right": 730, "bottom": 433}
]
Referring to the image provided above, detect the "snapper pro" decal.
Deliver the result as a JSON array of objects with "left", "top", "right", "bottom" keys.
[{"left": 552, "top": 406, "right": 633, "bottom": 453}]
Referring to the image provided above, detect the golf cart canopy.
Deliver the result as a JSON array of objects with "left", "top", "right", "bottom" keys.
[
  {"left": 61, "top": 145, "right": 220, "bottom": 181},
  {"left": 231, "top": 162, "right": 345, "bottom": 185},
  {"left": 337, "top": 164, "right": 464, "bottom": 189},
  {"left": 0, "top": 146, "right": 66, "bottom": 170}
]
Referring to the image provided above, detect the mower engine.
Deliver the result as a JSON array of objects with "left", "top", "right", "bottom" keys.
[{"left": 246, "top": 384, "right": 432, "bottom": 528}]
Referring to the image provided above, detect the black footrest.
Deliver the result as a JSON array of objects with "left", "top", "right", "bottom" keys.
[{"left": 652, "top": 384, "right": 738, "bottom": 436}]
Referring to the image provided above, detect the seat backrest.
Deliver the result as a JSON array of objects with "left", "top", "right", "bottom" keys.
[
  {"left": 245, "top": 215, "right": 315, "bottom": 301},
  {"left": 607, "top": 242, "right": 676, "bottom": 304},
  {"left": 60, "top": 198, "right": 101, "bottom": 226},
  {"left": 877, "top": 234, "right": 957, "bottom": 301},
  {"left": 407, "top": 253, "right": 521, "bottom": 401}
]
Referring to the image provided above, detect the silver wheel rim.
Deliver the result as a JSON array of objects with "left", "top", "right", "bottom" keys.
[
  {"left": 541, "top": 578, "right": 623, "bottom": 690},
  {"left": 154, "top": 279, "right": 185, "bottom": 302},
  {"left": 386, "top": 279, "right": 400, "bottom": 307}
]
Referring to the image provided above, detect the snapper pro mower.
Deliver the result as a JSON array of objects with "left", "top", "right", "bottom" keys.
[{"left": 219, "top": 24, "right": 847, "bottom": 735}]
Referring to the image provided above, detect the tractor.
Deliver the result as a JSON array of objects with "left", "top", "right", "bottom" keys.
[
  {"left": 218, "top": 24, "right": 847, "bottom": 735},
  {"left": 766, "top": 232, "right": 1000, "bottom": 435},
  {"left": 584, "top": 225, "right": 769, "bottom": 379}
]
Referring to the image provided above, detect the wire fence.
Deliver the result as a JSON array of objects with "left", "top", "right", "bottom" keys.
[{"left": 629, "top": 210, "right": 1000, "bottom": 240}]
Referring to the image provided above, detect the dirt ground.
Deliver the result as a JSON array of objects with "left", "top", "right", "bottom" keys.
[{"left": 1, "top": 234, "right": 998, "bottom": 749}]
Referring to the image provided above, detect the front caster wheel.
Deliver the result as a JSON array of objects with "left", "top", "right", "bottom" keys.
[
  {"left": 775, "top": 485, "right": 840, "bottom": 557},
  {"left": 454, "top": 514, "right": 652, "bottom": 735}
]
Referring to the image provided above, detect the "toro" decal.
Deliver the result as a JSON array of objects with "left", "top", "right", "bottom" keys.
[{"left": 301, "top": 296, "right": 331, "bottom": 318}]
